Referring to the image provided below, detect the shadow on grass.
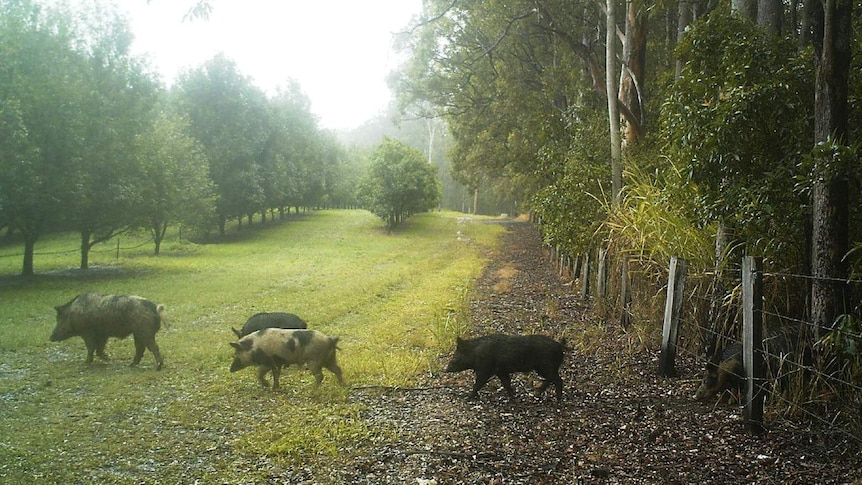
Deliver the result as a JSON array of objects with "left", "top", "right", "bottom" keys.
[{"left": 0, "top": 265, "right": 150, "bottom": 289}]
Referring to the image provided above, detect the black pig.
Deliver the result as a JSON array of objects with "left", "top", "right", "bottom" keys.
[
  {"left": 231, "top": 312, "right": 307, "bottom": 338},
  {"left": 445, "top": 333, "right": 565, "bottom": 400},
  {"left": 50, "top": 292, "right": 167, "bottom": 370}
]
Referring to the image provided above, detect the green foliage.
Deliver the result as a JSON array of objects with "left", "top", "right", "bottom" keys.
[
  {"left": 358, "top": 138, "right": 441, "bottom": 229},
  {"left": 394, "top": 0, "right": 581, "bottom": 214},
  {"left": 134, "top": 109, "right": 216, "bottom": 253},
  {"left": 0, "top": 0, "right": 89, "bottom": 274},
  {"left": 662, "top": 13, "right": 814, "bottom": 271},
  {"left": 173, "top": 55, "right": 270, "bottom": 233},
  {"left": 0, "top": 0, "right": 363, "bottom": 273},
  {"left": 531, "top": 107, "right": 610, "bottom": 254}
]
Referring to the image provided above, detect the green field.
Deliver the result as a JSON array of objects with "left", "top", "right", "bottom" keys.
[{"left": 0, "top": 210, "right": 505, "bottom": 483}]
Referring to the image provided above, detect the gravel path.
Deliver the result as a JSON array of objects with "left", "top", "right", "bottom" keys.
[{"left": 337, "top": 220, "right": 861, "bottom": 485}]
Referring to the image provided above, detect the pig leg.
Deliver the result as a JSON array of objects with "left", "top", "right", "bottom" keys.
[
  {"left": 537, "top": 372, "right": 564, "bottom": 400},
  {"left": 257, "top": 366, "right": 272, "bottom": 388},
  {"left": 468, "top": 371, "right": 494, "bottom": 400},
  {"left": 95, "top": 335, "right": 110, "bottom": 361},
  {"left": 82, "top": 334, "right": 98, "bottom": 363},
  {"left": 131, "top": 335, "right": 146, "bottom": 366},
  {"left": 498, "top": 373, "right": 516, "bottom": 397},
  {"left": 271, "top": 365, "right": 281, "bottom": 390},
  {"left": 324, "top": 361, "right": 345, "bottom": 386},
  {"left": 308, "top": 363, "right": 325, "bottom": 386},
  {"left": 146, "top": 340, "right": 163, "bottom": 370}
]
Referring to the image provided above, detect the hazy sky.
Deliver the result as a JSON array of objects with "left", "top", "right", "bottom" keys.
[{"left": 117, "top": 0, "right": 423, "bottom": 130}]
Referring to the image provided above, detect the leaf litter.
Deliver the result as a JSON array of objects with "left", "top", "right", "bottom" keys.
[{"left": 339, "top": 220, "right": 860, "bottom": 484}]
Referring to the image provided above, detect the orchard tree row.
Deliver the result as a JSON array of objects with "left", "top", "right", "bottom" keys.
[
  {"left": 393, "top": 0, "right": 861, "bottom": 334},
  {"left": 0, "top": 0, "right": 409, "bottom": 276}
]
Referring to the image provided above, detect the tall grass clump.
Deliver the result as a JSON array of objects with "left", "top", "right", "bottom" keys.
[{"left": 599, "top": 158, "right": 715, "bottom": 349}]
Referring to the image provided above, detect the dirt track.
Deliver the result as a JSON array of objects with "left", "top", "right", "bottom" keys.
[{"left": 339, "top": 220, "right": 860, "bottom": 484}]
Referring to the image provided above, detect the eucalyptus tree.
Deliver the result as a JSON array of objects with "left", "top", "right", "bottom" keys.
[
  {"left": 173, "top": 55, "right": 268, "bottom": 234},
  {"left": 395, "top": 1, "right": 570, "bottom": 197},
  {"left": 809, "top": 0, "right": 855, "bottom": 334},
  {"left": 394, "top": 0, "right": 625, "bottom": 243}
]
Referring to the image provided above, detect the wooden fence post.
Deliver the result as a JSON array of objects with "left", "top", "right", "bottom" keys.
[
  {"left": 580, "top": 251, "right": 591, "bottom": 299},
  {"left": 742, "top": 256, "right": 765, "bottom": 434},
  {"left": 597, "top": 247, "right": 608, "bottom": 298},
  {"left": 659, "top": 257, "right": 687, "bottom": 377},
  {"left": 620, "top": 256, "right": 632, "bottom": 328},
  {"left": 574, "top": 255, "right": 582, "bottom": 280}
]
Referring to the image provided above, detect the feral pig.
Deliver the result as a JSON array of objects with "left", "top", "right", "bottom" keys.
[
  {"left": 694, "top": 326, "right": 806, "bottom": 403},
  {"left": 231, "top": 311, "right": 307, "bottom": 338},
  {"left": 693, "top": 341, "right": 744, "bottom": 402},
  {"left": 50, "top": 292, "right": 167, "bottom": 370},
  {"left": 446, "top": 333, "right": 566, "bottom": 401},
  {"left": 229, "top": 328, "right": 344, "bottom": 389}
]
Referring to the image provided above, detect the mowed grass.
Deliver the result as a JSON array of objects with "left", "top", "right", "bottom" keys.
[{"left": 0, "top": 210, "right": 505, "bottom": 483}]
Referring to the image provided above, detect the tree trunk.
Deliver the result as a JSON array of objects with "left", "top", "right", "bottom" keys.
[
  {"left": 152, "top": 222, "right": 167, "bottom": 256},
  {"left": 22, "top": 233, "right": 37, "bottom": 277},
  {"left": 799, "top": 0, "right": 815, "bottom": 46},
  {"left": 80, "top": 230, "right": 91, "bottom": 270},
  {"left": 473, "top": 187, "right": 479, "bottom": 215},
  {"left": 757, "top": 0, "right": 782, "bottom": 33},
  {"left": 675, "top": 0, "right": 692, "bottom": 79},
  {"left": 619, "top": 0, "right": 647, "bottom": 145},
  {"left": 732, "top": 0, "right": 757, "bottom": 19},
  {"left": 810, "top": 0, "right": 853, "bottom": 337},
  {"left": 606, "top": 0, "right": 623, "bottom": 205}
]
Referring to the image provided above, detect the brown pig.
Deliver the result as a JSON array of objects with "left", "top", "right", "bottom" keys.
[
  {"left": 229, "top": 328, "right": 344, "bottom": 389},
  {"left": 50, "top": 292, "right": 166, "bottom": 370}
]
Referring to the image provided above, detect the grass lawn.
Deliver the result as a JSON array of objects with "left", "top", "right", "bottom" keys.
[{"left": 0, "top": 210, "right": 505, "bottom": 483}]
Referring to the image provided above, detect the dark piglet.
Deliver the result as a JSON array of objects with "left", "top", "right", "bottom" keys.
[
  {"left": 50, "top": 292, "right": 167, "bottom": 370},
  {"left": 229, "top": 328, "right": 344, "bottom": 389},
  {"left": 231, "top": 311, "right": 307, "bottom": 338},
  {"left": 693, "top": 341, "right": 744, "bottom": 402},
  {"left": 694, "top": 326, "right": 805, "bottom": 402},
  {"left": 446, "top": 333, "right": 566, "bottom": 401}
]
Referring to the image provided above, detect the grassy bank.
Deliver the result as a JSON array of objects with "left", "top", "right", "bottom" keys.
[{"left": 0, "top": 210, "right": 505, "bottom": 483}]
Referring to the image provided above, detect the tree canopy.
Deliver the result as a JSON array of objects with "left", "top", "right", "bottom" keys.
[
  {"left": 359, "top": 138, "right": 441, "bottom": 230},
  {"left": 0, "top": 0, "right": 367, "bottom": 274},
  {"left": 393, "top": 0, "right": 859, "bottom": 333}
]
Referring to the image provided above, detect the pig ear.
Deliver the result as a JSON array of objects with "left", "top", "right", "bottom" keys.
[
  {"left": 706, "top": 354, "right": 720, "bottom": 369},
  {"left": 229, "top": 342, "right": 242, "bottom": 350}
]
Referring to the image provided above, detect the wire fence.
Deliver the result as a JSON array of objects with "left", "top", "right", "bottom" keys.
[
  {"left": 669, "top": 260, "right": 860, "bottom": 440},
  {"left": 550, "top": 243, "right": 862, "bottom": 442},
  {"left": 0, "top": 237, "right": 152, "bottom": 260}
]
